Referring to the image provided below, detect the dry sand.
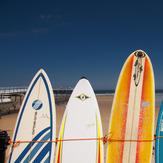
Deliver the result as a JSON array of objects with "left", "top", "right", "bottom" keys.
[{"left": 0, "top": 96, "right": 160, "bottom": 162}]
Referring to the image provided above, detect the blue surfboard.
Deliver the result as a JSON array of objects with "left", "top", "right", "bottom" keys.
[{"left": 156, "top": 101, "right": 163, "bottom": 163}]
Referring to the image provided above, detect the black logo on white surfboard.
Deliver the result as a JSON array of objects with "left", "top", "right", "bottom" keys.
[
  {"left": 76, "top": 93, "right": 90, "bottom": 101},
  {"left": 133, "top": 51, "right": 145, "bottom": 86}
]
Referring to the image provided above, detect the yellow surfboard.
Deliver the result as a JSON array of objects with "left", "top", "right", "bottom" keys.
[{"left": 106, "top": 50, "right": 155, "bottom": 163}]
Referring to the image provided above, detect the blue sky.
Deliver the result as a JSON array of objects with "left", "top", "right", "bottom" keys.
[{"left": 0, "top": 0, "right": 163, "bottom": 89}]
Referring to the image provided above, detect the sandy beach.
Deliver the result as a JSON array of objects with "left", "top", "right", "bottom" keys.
[{"left": 0, "top": 95, "right": 160, "bottom": 162}]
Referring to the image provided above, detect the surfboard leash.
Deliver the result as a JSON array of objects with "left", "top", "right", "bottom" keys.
[
  {"left": 7, "top": 133, "right": 161, "bottom": 147},
  {"left": 4, "top": 140, "right": 20, "bottom": 163},
  {"left": 5, "top": 134, "right": 163, "bottom": 162}
]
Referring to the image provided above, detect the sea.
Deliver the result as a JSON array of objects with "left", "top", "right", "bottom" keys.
[
  {"left": 0, "top": 87, "right": 163, "bottom": 107},
  {"left": 95, "top": 90, "right": 163, "bottom": 107}
]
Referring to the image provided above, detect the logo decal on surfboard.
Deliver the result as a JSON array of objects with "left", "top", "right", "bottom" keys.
[
  {"left": 76, "top": 93, "right": 90, "bottom": 101},
  {"left": 141, "top": 101, "right": 150, "bottom": 107},
  {"left": 32, "top": 100, "right": 43, "bottom": 110},
  {"left": 133, "top": 51, "right": 145, "bottom": 86}
]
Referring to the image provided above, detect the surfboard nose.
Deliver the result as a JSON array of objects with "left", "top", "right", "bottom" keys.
[{"left": 80, "top": 76, "right": 87, "bottom": 79}]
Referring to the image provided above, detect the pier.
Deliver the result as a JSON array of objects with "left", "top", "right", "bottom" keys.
[{"left": 0, "top": 87, "right": 73, "bottom": 118}]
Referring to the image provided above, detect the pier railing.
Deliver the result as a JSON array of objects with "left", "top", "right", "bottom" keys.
[
  {"left": 0, "top": 87, "right": 73, "bottom": 94},
  {"left": 0, "top": 87, "right": 28, "bottom": 94}
]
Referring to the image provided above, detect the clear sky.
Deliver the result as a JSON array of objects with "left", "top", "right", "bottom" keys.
[{"left": 0, "top": 0, "right": 163, "bottom": 90}]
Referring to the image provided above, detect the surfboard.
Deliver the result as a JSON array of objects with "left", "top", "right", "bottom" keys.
[
  {"left": 106, "top": 50, "right": 155, "bottom": 163},
  {"left": 55, "top": 77, "right": 104, "bottom": 163},
  {"left": 155, "top": 101, "right": 163, "bottom": 163},
  {"left": 8, "top": 69, "right": 56, "bottom": 163}
]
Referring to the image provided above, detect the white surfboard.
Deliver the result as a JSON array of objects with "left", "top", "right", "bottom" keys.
[
  {"left": 8, "top": 69, "right": 56, "bottom": 163},
  {"left": 55, "top": 77, "right": 104, "bottom": 163}
]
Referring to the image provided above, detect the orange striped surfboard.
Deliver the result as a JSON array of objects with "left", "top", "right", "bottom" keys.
[{"left": 106, "top": 50, "right": 155, "bottom": 163}]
